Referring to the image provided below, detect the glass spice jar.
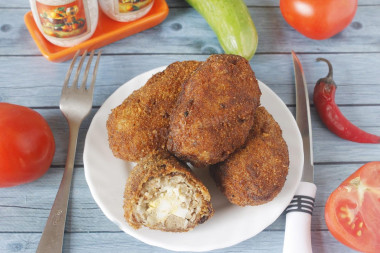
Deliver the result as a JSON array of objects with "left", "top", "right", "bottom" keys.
[
  {"left": 99, "top": 0, "right": 154, "bottom": 22},
  {"left": 29, "top": 0, "right": 98, "bottom": 47}
]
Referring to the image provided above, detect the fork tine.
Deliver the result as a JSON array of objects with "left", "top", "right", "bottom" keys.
[
  {"left": 71, "top": 49, "right": 88, "bottom": 88},
  {"left": 88, "top": 50, "right": 102, "bottom": 94},
  {"left": 79, "top": 50, "right": 95, "bottom": 91},
  {"left": 63, "top": 50, "right": 80, "bottom": 89}
]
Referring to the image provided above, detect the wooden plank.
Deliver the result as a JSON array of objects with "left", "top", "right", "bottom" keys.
[
  {"left": 1, "top": 6, "right": 380, "bottom": 55},
  {"left": 0, "top": 107, "right": 378, "bottom": 167},
  {"left": 30, "top": 105, "right": 380, "bottom": 165},
  {"left": 0, "top": 164, "right": 371, "bottom": 233},
  {"left": 0, "top": 231, "right": 357, "bottom": 253},
  {"left": 1, "top": 54, "right": 380, "bottom": 107},
  {"left": 243, "top": 0, "right": 380, "bottom": 7},
  {"left": 1, "top": 0, "right": 377, "bottom": 8}
]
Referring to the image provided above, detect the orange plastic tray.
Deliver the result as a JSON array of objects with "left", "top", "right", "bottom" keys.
[{"left": 24, "top": 0, "right": 169, "bottom": 62}]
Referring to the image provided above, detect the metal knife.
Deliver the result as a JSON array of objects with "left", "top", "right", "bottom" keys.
[{"left": 283, "top": 51, "right": 317, "bottom": 253}]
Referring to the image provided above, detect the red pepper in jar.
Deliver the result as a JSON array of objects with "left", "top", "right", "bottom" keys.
[{"left": 313, "top": 58, "right": 380, "bottom": 143}]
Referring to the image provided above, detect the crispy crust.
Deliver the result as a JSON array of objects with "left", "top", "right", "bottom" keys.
[
  {"left": 210, "top": 107, "right": 289, "bottom": 206},
  {"left": 107, "top": 61, "right": 201, "bottom": 162},
  {"left": 167, "top": 54, "right": 261, "bottom": 167},
  {"left": 123, "top": 152, "right": 214, "bottom": 232}
]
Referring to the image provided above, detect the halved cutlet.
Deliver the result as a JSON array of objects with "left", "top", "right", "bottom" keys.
[{"left": 124, "top": 152, "right": 214, "bottom": 232}]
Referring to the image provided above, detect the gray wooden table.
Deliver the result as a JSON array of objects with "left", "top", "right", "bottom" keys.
[{"left": 1, "top": 0, "right": 379, "bottom": 252}]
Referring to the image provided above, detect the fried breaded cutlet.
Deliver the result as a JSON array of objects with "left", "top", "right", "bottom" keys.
[
  {"left": 107, "top": 61, "right": 201, "bottom": 162},
  {"left": 210, "top": 107, "right": 289, "bottom": 206},
  {"left": 167, "top": 54, "right": 261, "bottom": 168},
  {"left": 123, "top": 152, "right": 214, "bottom": 232}
]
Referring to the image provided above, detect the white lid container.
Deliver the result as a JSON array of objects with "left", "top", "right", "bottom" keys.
[
  {"left": 99, "top": 0, "right": 154, "bottom": 22},
  {"left": 29, "top": 0, "right": 99, "bottom": 47}
]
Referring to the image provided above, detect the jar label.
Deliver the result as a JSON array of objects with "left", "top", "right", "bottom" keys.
[
  {"left": 115, "top": 0, "right": 153, "bottom": 14},
  {"left": 36, "top": 0, "right": 91, "bottom": 39}
]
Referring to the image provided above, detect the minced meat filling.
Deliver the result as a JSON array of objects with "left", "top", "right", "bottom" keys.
[{"left": 134, "top": 175, "right": 203, "bottom": 231}]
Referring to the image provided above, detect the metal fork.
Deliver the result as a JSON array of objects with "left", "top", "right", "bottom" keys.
[{"left": 37, "top": 50, "right": 101, "bottom": 253}]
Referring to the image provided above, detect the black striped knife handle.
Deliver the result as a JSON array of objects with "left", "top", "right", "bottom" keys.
[{"left": 283, "top": 182, "right": 317, "bottom": 253}]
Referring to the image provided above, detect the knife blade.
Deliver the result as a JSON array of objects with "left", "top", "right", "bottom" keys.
[
  {"left": 294, "top": 51, "right": 314, "bottom": 183},
  {"left": 283, "top": 51, "right": 317, "bottom": 253}
]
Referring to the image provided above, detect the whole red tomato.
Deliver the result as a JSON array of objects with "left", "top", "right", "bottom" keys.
[
  {"left": 280, "top": 0, "right": 358, "bottom": 40},
  {"left": 325, "top": 162, "right": 380, "bottom": 252},
  {"left": 0, "top": 103, "right": 55, "bottom": 187}
]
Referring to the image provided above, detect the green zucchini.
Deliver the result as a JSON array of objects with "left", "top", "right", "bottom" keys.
[{"left": 186, "top": 0, "right": 258, "bottom": 60}]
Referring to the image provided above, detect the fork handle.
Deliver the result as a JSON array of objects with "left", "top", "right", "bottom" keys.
[{"left": 37, "top": 122, "right": 80, "bottom": 253}]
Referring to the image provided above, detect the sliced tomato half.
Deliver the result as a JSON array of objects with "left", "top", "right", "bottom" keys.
[{"left": 325, "top": 162, "right": 380, "bottom": 252}]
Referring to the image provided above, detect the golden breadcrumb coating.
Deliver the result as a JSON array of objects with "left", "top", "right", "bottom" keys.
[
  {"left": 107, "top": 61, "right": 201, "bottom": 162},
  {"left": 210, "top": 107, "right": 289, "bottom": 206},
  {"left": 167, "top": 54, "right": 261, "bottom": 167}
]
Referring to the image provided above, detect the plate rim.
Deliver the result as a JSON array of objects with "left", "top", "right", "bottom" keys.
[{"left": 83, "top": 66, "right": 303, "bottom": 252}]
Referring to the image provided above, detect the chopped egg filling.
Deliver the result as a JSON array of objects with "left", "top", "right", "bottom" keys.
[
  {"left": 135, "top": 174, "right": 203, "bottom": 230},
  {"left": 147, "top": 185, "right": 189, "bottom": 221}
]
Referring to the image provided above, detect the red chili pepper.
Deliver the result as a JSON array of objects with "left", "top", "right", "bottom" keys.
[{"left": 313, "top": 58, "right": 380, "bottom": 143}]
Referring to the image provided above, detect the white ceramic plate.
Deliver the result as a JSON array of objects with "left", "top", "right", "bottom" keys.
[{"left": 83, "top": 66, "right": 303, "bottom": 252}]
